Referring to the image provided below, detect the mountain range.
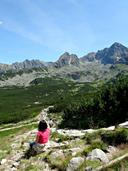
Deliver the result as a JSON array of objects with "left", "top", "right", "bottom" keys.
[{"left": 0, "top": 42, "right": 128, "bottom": 86}]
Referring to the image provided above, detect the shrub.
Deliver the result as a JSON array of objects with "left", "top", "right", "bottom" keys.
[
  {"left": 90, "top": 140, "right": 108, "bottom": 152},
  {"left": 51, "top": 132, "right": 71, "bottom": 142},
  {"left": 60, "top": 74, "right": 128, "bottom": 129},
  {"left": 101, "top": 128, "right": 128, "bottom": 145},
  {"left": 83, "top": 131, "right": 103, "bottom": 144},
  {"left": 82, "top": 140, "right": 107, "bottom": 156}
]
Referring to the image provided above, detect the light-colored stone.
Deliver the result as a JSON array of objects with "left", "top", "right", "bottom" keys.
[
  {"left": 64, "top": 147, "right": 83, "bottom": 156},
  {"left": 102, "top": 126, "right": 115, "bottom": 131},
  {"left": 119, "top": 121, "right": 128, "bottom": 128},
  {"left": 66, "top": 157, "right": 84, "bottom": 171},
  {"left": 107, "top": 146, "right": 118, "bottom": 154},
  {"left": 57, "top": 129, "right": 85, "bottom": 137},
  {"left": 85, "top": 166, "right": 95, "bottom": 171},
  {"left": 50, "top": 150, "right": 64, "bottom": 160},
  {"left": 34, "top": 101, "right": 40, "bottom": 104},
  {"left": 11, "top": 143, "right": 20, "bottom": 149},
  {"left": 1, "top": 159, "right": 7, "bottom": 165},
  {"left": 11, "top": 152, "right": 23, "bottom": 161},
  {"left": 106, "top": 146, "right": 118, "bottom": 160},
  {"left": 87, "top": 148, "right": 109, "bottom": 163},
  {"left": 12, "top": 162, "right": 19, "bottom": 167},
  {"left": 10, "top": 167, "right": 17, "bottom": 171}
]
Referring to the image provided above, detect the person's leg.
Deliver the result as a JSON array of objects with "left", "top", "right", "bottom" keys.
[{"left": 29, "top": 141, "right": 36, "bottom": 149}]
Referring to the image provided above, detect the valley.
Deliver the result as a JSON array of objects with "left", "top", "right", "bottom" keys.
[{"left": 0, "top": 42, "right": 128, "bottom": 170}]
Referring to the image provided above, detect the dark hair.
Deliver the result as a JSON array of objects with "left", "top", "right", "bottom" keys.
[{"left": 38, "top": 120, "right": 48, "bottom": 131}]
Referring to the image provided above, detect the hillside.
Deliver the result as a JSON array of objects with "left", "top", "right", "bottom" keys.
[
  {"left": 0, "top": 74, "right": 127, "bottom": 129},
  {"left": 0, "top": 42, "right": 128, "bottom": 170},
  {"left": 0, "top": 108, "right": 128, "bottom": 171},
  {"left": 0, "top": 42, "right": 128, "bottom": 87},
  {"left": 0, "top": 77, "right": 95, "bottom": 124}
]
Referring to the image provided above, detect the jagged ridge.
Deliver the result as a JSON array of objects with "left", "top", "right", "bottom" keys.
[{"left": 0, "top": 42, "right": 128, "bottom": 86}]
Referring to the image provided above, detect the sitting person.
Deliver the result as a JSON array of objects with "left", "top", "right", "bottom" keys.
[{"left": 27, "top": 120, "right": 50, "bottom": 157}]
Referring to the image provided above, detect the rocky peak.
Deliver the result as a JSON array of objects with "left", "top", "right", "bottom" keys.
[
  {"left": 54, "top": 52, "right": 79, "bottom": 68},
  {"left": 95, "top": 42, "right": 128, "bottom": 64},
  {"left": 0, "top": 63, "right": 12, "bottom": 72},
  {"left": 59, "top": 52, "right": 70, "bottom": 59},
  {"left": 12, "top": 59, "right": 47, "bottom": 70},
  {"left": 110, "top": 42, "right": 125, "bottom": 49},
  {"left": 80, "top": 52, "right": 96, "bottom": 62}
]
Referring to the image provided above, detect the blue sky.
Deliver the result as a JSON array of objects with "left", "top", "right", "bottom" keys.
[{"left": 0, "top": 0, "right": 128, "bottom": 64}]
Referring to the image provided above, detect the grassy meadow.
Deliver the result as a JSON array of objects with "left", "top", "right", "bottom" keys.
[{"left": 0, "top": 77, "right": 94, "bottom": 124}]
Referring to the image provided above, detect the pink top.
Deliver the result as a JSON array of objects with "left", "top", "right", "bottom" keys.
[{"left": 36, "top": 128, "right": 50, "bottom": 144}]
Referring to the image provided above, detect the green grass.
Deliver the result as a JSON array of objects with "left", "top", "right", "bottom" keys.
[
  {"left": 0, "top": 123, "right": 37, "bottom": 136},
  {"left": 0, "top": 123, "right": 37, "bottom": 160},
  {"left": 46, "top": 152, "right": 72, "bottom": 171},
  {"left": 0, "top": 77, "right": 94, "bottom": 124},
  {"left": 107, "top": 157, "right": 128, "bottom": 171},
  {"left": 79, "top": 160, "right": 102, "bottom": 170},
  {"left": 51, "top": 131, "right": 72, "bottom": 143}
]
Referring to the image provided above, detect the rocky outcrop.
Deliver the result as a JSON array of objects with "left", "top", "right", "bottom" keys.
[
  {"left": 54, "top": 52, "right": 80, "bottom": 68},
  {"left": 86, "top": 148, "right": 109, "bottom": 163},
  {"left": 0, "top": 42, "right": 128, "bottom": 87},
  {"left": 66, "top": 157, "right": 84, "bottom": 171},
  {"left": 12, "top": 59, "right": 47, "bottom": 70},
  {"left": 0, "top": 60, "right": 47, "bottom": 73},
  {"left": 0, "top": 115, "right": 128, "bottom": 171},
  {"left": 95, "top": 42, "right": 128, "bottom": 64},
  {"left": 80, "top": 52, "right": 96, "bottom": 62}
]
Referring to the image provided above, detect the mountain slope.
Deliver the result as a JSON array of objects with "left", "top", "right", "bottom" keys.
[
  {"left": 54, "top": 52, "right": 79, "bottom": 68},
  {"left": 0, "top": 42, "right": 128, "bottom": 86},
  {"left": 95, "top": 42, "right": 128, "bottom": 64}
]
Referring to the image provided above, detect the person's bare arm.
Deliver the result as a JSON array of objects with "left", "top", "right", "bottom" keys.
[
  {"left": 47, "top": 121, "right": 50, "bottom": 128},
  {"left": 35, "top": 134, "right": 39, "bottom": 143},
  {"left": 44, "top": 119, "right": 50, "bottom": 128}
]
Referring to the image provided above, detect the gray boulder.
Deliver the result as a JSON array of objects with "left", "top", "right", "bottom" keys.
[
  {"left": 86, "top": 148, "right": 109, "bottom": 163},
  {"left": 0, "top": 159, "right": 7, "bottom": 165},
  {"left": 66, "top": 157, "right": 84, "bottom": 171},
  {"left": 49, "top": 150, "right": 64, "bottom": 160}
]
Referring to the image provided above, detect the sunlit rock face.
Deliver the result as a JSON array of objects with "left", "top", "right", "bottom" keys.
[
  {"left": 54, "top": 52, "right": 80, "bottom": 68},
  {"left": 95, "top": 42, "right": 128, "bottom": 64}
]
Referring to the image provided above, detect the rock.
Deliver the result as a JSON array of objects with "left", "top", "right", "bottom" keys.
[
  {"left": 11, "top": 143, "right": 20, "bottom": 149},
  {"left": 49, "top": 119, "right": 54, "bottom": 127},
  {"left": 85, "top": 166, "right": 95, "bottom": 171},
  {"left": 105, "top": 126, "right": 115, "bottom": 131},
  {"left": 54, "top": 52, "right": 79, "bottom": 68},
  {"left": 42, "top": 162, "right": 50, "bottom": 171},
  {"left": 106, "top": 146, "right": 118, "bottom": 160},
  {"left": 83, "top": 129, "right": 96, "bottom": 133},
  {"left": 66, "top": 157, "right": 84, "bottom": 171},
  {"left": 38, "top": 108, "right": 49, "bottom": 121},
  {"left": 50, "top": 150, "right": 64, "bottom": 160},
  {"left": 12, "top": 162, "right": 19, "bottom": 167},
  {"left": 10, "top": 167, "right": 17, "bottom": 171},
  {"left": 48, "top": 140, "right": 60, "bottom": 147},
  {"left": 95, "top": 42, "right": 128, "bottom": 64},
  {"left": 119, "top": 121, "right": 128, "bottom": 128},
  {"left": 64, "top": 147, "right": 83, "bottom": 156},
  {"left": 34, "top": 101, "right": 40, "bottom": 104},
  {"left": 57, "top": 129, "right": 85, "bottom": 137},
  {"left": 86, "top": 148, "right": 109, "bottom": 163},
  {"left": 11, "top": 152, "right": 23, "bottom": 161},
  {"left": 107, "top": 146, "right": 118, "bottom": 154},
  {"left": 1, "top": 159, "right": 7, "bottom": 165}
]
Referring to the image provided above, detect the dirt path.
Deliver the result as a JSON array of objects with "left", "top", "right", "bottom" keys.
[{"left": 0, "top": 121, "right": 37, "bottom": 132}]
